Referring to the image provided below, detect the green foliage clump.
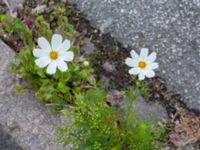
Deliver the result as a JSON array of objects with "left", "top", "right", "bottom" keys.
[
  {"left": 6, "top": 12, "right": 94, "bottom": 111},
  {"left": 57, "top": 16, "right": 74, "bottom": 39},
  {"left": 57, "top": 88, "right": 161, "bottom": 150},
  {"left": 0, "top": 15, "right": 33, "bottom": 49},
  {"left": 34, "top": 16, "right": 52, "bottom": 41},
  {"left": 135, "top": 79, "right": 150, "bottom": 98},
  {"left": 50, "top": 6, "right": 74, "bottom": 39},
  {"left": 11, "top": 46, "right": 94, "bottom": 111}
]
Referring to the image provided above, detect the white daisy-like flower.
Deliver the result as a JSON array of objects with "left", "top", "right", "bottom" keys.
[
  {"left": 33, "top": 34, "right": 74, "bottom": 74},
  {"left": 125, "top": 48, "right": 159, "bottom": 80}
]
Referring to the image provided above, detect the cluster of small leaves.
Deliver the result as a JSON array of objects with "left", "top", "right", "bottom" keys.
[
  {"left": 57, "top": 16, "right": 74, "bottom": 39},
  {"left": 34, "top": 16, "right": 52, "bottom": 41},
  {"left": 0, "top": 14, "right": 34, "bottom": 50},
  {"left": 135, "top": 79, "right": 150, "bottom": 98},
  {"left": 57, "top": 88, "right": 162, "bottom": 150}
]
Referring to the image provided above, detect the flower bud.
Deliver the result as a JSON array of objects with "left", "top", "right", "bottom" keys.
[{"left": 83, "top": 61, "right": 90, "bottom": 67}]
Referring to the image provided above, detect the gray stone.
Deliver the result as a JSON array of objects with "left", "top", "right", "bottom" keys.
[
  {"left": 102, "top": 61, "right": 116, "bottom": 72},
  {"left": 133, "top": 97, "right": 167, "bottom": 122},
  {"left": 80, "top": 38, "right": 96, "bottom": 54},
  {"left": 69, "top": 0, "right": 200, "bottom": 111},
  {"left": 106, "top": 90, "right": 167, "bottom": 122},
  {"left": 0, "top": 40, "right": 70, "bottom": 150},
  {"left": 8, "top": 0, "right": 24, "bottom": 7}
]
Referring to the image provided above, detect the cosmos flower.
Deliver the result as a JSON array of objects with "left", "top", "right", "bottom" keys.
[
  {"left": 125, "top": 48, "right": 159, "bottom": 80},
  {"left": 33, "top": 34, "right": 74, "bottom": 74}
]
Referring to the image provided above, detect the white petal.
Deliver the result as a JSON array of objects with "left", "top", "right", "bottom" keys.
[
  {"left": 33, "top": 48, "right": 48, "bottom": 58},
  {"left": 57, "top": 39, "right": 71, "bottom": 51},
  {"left": 130, "top": 50, "right": 140, "bottom": 60},
  {"left": 59, "top": 51, "right": 74, "bottom": 61},
  {"left": 35, "top": 56, "right": 51, "bottom": 68},
  {"left": 128, "top": 68, "right": 140, "bottom": 75},
  {"left": 147, "top": 52, "right": 157, "bottom": 63},
  {"left": 125, "top": 58, "right": 138, "bottom": 67},
  {"left": 140, "top": 48, "right": 149, "bottom": 59},
  {"left": 145, "top": 69, "right": 155, "bottom": 78},
  {"left": 138, "top": 72, "right": 145, "bottom": 80},
  {"left": 57, "top": 59, "right": 68, "bottom": 72},
  {"left": 37, "top": 37, "right": 51, "bottom": 51},
  {"left": 150, "top": 62, "right": 159, "bottom": 69},
  {"left": 46, "top": 61, "right": 57, "bottom": 74},
  {"left": 51, "top": 34, "right": 63, "bottom": 50}
]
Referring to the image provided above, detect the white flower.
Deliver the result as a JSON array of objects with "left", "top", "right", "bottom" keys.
[
  {"left": 125, "top": 48, "right": 159, "bottom": 80},
  {"left": 33, "top": 34, "right": 74, "bottom": 74}
]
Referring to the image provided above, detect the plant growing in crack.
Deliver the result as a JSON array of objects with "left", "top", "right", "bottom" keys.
[
  {"left": 2, "top": 12, "right": 95, "bottom": 111},
  {"left": 0, "top": 3, "right": 166, "bottom": 150}
]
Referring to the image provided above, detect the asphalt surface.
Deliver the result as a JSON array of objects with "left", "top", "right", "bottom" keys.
[{"left": 70, "top": 0, "right": 200, "bottom": 111}]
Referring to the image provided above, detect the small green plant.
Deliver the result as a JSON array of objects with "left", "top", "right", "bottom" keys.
[
  {"left": 57, "top": 87, "right": 163, "bottom": 150},
  {"left": 0, "top": 15, "right": 34, "bottom": 49},
  {"left": 135, "top": 79, "right": 150, "bottom": 98},
  {"left": 57, "top": 16, "right": 74, "bottom": 39},
  {"left": 34, "top": 16, "right": 52, "bottom": 41}
]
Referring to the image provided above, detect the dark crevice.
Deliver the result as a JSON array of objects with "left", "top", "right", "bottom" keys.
[{"left": 0, "top": 124, "right": 23, "bottom": 150}]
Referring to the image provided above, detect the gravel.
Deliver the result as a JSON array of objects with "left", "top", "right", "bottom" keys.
[{"left": 69, "top": 0, "right": 200, "bottom": 111}]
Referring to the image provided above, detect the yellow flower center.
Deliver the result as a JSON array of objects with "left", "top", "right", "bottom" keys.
[
  {"left": 49, "top": 51, "right": 58, "bottom": 60},
  {"left": 138, "top": 61, "right": 147, "bottom": 69}
]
